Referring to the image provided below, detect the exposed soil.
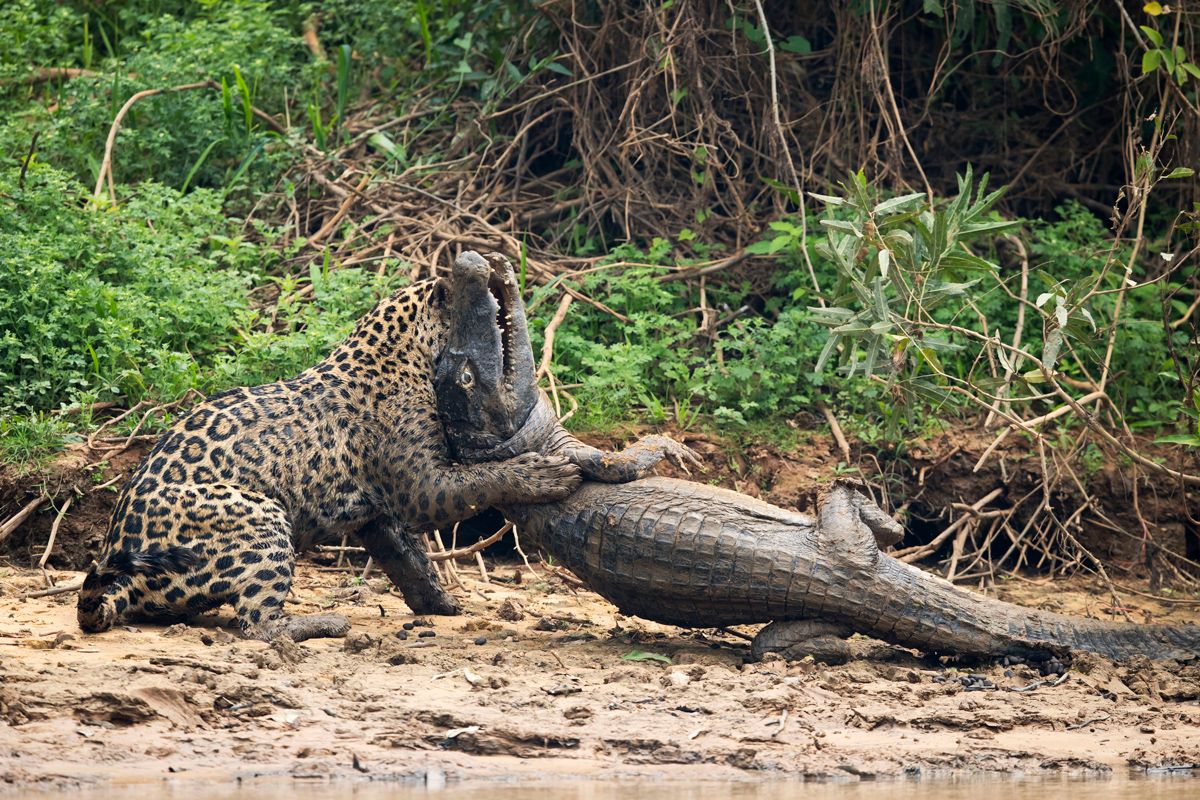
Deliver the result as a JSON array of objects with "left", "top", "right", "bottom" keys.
[
  {"left": 2, "top": 562, "right": 1199, "bottom": 793},
  {"left": 2, "top": 428, "right": 1199, "bottom": 792}
]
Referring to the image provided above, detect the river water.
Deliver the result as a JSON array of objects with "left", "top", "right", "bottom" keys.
[{"left": 20, "top": 774, "right": 1198, "bottom": 800}]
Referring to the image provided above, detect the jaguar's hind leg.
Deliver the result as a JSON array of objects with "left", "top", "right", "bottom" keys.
[{"left": 212, "top": 500, "right": 349, "bottom": 642}]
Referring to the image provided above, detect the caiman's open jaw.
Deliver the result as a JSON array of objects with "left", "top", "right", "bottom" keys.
[{"left": 435, "top": 251, "right": 538, "bottom": 455}]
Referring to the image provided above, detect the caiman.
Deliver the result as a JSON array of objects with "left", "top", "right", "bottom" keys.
[{"left": 434, "top": 250, "right": 1200, "bottom": 663}]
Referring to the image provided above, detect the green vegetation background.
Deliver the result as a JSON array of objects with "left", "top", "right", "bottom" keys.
[{"left": 0, "top": 0, "right": 1193, "bottom": 468}]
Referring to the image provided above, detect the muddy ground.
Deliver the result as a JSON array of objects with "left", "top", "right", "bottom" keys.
[
  {"left": 2, "top": 429, "right": 1199, "bottom": 792},
  {"left": 3, "top": 562, "right": 1200, "bottom": 792}
]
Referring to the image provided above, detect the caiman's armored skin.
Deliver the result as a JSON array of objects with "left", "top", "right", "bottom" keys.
[{"left": 436, "top": 252, "right": 1200, "bottom": 663}]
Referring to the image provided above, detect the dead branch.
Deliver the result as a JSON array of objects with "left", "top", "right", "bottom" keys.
[
  {"left": 536, "top": 293, "right": 573, "bottom": 381},
  {"left": 38, "top": 496, "right": 73, "bottom": 583},
  {"left": 1, "top": 495, "right": 48, "bottom": 544}
]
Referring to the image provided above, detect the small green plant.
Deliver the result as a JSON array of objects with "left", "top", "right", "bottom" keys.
[
  {"left": 621, "top": 649, "right": 672, "bottom": 664},
  {"left": 1139, "top": 23, "right": 1200, "bottom": 85},
  {"left": 0, "top": 413, "right": 74, "bottom": 469}
]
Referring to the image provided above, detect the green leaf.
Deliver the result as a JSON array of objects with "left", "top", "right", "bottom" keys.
[
  {"left": 1140, "top": 25, "right": 1164, "bottom": 48},
  {"left": 872, "top": 192, "right": 925, "bottom": 216},
  {"left": 820, "top": 219, "right": 862, "bottom": 236},
  {"left": 959, "top": 219, "right": 1022, "bottom": 236},
  {"left": 368, "top": 132, "right": 397, "bottom": 157},
  {"left": 1154, "top": 434, "right": 1200, "bottom": 446},
  {"left": 778, "top": 35, "right": 812, "bottom": 54},
  {"left": 1163, "top": 167, "right": 1195, "bottom": 179},
  {"left": 1182, "top": 63, "right": 1200, "bottom": 81},
  {"left": 621, "top": 649, "right": 672, "bottom": 664},
  {"left": 745, "top": 239, "right": 776, "bottom": 255},
  {"left": 808, "top": 192, "right": 846, "bottom": 205}
]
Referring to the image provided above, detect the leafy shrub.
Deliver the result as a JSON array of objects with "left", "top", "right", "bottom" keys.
[
  {"left": 1, "top": 1, "right": 310, "bottom": 194},
  {"left": 0, "top": 165, "right": 257, "bottom": 412},
  {"left": 0, "top": 164, "right": 399, "bottom": 420},
  {"left": 529, "top": 241, "right": 700, "bottom": 428}
]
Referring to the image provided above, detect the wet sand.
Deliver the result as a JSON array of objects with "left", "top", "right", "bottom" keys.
[{"left": 2, "top": 563, "right": 1198, "bottom": 793}]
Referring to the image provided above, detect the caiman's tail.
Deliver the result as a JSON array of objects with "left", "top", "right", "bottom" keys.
[
  {"left": 77, "top": 547, "right": 199, "bottom": 633},
  {"left": 859, "top": 555, "right": 1200, "bottom": 661},
  {"left": 817, "top": 487, "right": 1200, "bottom": 662}
]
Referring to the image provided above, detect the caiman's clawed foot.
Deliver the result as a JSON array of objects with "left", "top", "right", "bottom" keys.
[
  {"left": 635, "top": 434, "right": 705, "bottom": 475},
  {"left": 566, "top": 434, "right": 704, "bottom": 483},
  {"left": 832, "top": 479, "right": 904, "bottom": 549},
  {"left": 248, "top": 613, "right": 351, "bottom": 643}
]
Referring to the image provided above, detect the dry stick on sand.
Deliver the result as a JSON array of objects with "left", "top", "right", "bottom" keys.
[
  {"left": 432, "top": 530, "right": 465, "bottom": 589},
  {"left": 24, "top": 579, "right": 84, "bottom": 599},
  {"left": 895, "top": 487, "right": 1004, "bottom": 563},
  {"left": 38, "top": 496, "right": 74, "bottom": 587},
  {"left": 511, "top": 524, "right": 540, "bottom": 578},
  {"left": 317, "top": 523, "right": 517, "bottom": 564}
]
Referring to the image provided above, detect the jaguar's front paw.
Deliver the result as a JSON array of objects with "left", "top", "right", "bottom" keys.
[{"left": 508, "top": 453, "right": 583, "bottom": 502}]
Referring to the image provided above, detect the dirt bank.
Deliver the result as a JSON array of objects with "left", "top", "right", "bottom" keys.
[{"left": 2, "top": 561, "right": 1199, "bottom": 793}]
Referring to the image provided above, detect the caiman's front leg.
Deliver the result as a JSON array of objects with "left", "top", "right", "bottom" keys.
[
  {"left": 558, "top": 435, "right": 703, "bottom": 483},
  {"left": 518, "top": 393, "right": 702, "bottom": 483},
  {"left": 751, "top": 619, "right": 857, "bottom": 665}
]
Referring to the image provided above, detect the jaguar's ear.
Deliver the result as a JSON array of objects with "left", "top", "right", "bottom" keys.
[{"left": 432, "top": 279, "right": 448, "bottom": 307}]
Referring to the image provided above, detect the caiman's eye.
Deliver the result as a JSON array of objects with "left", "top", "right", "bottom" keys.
[{"left": 459, "top": 368, "right": 474, "bottom": 387}]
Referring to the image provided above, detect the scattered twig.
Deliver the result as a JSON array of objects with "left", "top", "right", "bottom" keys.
[
  {"left": 0, "top": 495, "right": 48, "bottom": 544},
  {"left": 537, "top": 293, "right": 573, "bottom": 381},
  {"left": 38, "top": 496, "right": 73, "bottom": 584},
  {"left": 511, "top": 524, "right": 540, "bottom": 578},
  {"left": 429, "top": 522, "right": 513, "bottom": 562},
  {"left": 92, "top": 81, "right": 216, "bottom": 205},
  {"left": 817, "top": 401, "right": 852, "bottom": 464},
  {"left": 24, "top": 578, "right": 84, "bottom": 599},
  {"left": 896, "top": 488, "right": 1004, "bottom": 563}
]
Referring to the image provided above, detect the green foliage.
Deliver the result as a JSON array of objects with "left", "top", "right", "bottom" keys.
[
  {"left": 530, "top": 241, "right": 699, "bottom": 429},
  {"left": 1139, "top": 23, "right": 1200, "bottom": 85},
  {"left": 0, "top": 0, "right": 1192, "bottom": 469},
  {"left": 1, "top": 0, "right": 310, "bottom": 194},
  {"left": 0, "top": 164, "right": 400, "bottom": 461},
  {"left": 0, "top": 165, "right": 257, "bottom": 412},
  {"left": 0, "top": 413, "right": 76, "bottom": 470}
]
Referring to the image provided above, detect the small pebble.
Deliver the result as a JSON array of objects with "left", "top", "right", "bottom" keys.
[
  {"left": 402, "top": 622, "right": 414, "bottom": 631},
  {"left": 395, "top": 630, "right": 409, "bottom": 640},
  {"left": 200, "top": 634, "right": 214, "bottom": 646},
  {"left": 474, "top": 636, "right": 487, "bottom": 646},
  {"left": 418, "top": 630, "right": 436, "bottom": 639}
]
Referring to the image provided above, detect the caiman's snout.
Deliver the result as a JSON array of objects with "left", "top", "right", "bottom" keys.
[{"left": 436, "top": 250, "right": 539, "bottom": 454}]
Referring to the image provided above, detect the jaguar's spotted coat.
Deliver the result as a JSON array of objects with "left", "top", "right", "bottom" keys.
[{"left": 77, "top": 256, "right": 581, "bottom": 641}]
